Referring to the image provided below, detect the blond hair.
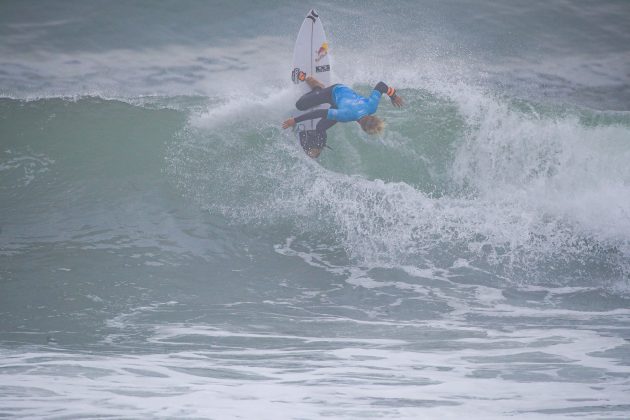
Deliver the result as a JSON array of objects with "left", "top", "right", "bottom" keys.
[{"left": 359, "top": 115, "right": 384, "bottom": 135}]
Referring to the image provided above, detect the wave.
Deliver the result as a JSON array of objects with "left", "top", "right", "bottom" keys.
[
  {"left": 165, "top": 75, "right": 630, "bottom": 286},
  {"left": 2, "top": 71, "right": 629, "bottom": 289}
]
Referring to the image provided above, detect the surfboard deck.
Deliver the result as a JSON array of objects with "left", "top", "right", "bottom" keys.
[{"left": 291, "top": 9, "right": 332, "bottom": 140}]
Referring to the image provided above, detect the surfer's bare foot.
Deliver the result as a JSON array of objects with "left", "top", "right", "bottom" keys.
[{"left": 306, "top": 76, "right": 325, "bottom": 89}]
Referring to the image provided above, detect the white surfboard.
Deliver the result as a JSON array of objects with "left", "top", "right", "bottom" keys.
[{"left": 291, "top": 9, "right": 332, "bottom": 138}]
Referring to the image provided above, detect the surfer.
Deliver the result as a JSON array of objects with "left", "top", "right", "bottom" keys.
[{"left": 282, "top": 76, "right": 404, "bottom": 158}]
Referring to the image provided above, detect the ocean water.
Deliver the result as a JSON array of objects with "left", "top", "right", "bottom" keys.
[{"left": 1, "top": 1, "right": 630, "bottom": 418}]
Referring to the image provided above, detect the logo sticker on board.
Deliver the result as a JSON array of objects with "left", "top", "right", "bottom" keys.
[
  {"left": 291, "top": 68, "right": 306, "bottom": 83},
  {"left": 315, "top": 65, "right": 330, "bottom": 73},
  {"left": 315, "top": 42, "right": 328, "bottom": 62}
]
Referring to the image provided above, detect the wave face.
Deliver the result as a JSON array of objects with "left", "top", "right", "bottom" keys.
[
  {"left": 168, "top": 86, "right": 630, "bottom": 285},
  {"left": 2, "top": 1, "right": 630, "bottom": 418}
]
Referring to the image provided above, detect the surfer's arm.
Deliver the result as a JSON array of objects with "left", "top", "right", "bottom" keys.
[
  {"left": 282, "top": 109, "right": 329, "bottom": 129},
  {"left": 374, "top": 81, "right": 403, "bottom": 107}
]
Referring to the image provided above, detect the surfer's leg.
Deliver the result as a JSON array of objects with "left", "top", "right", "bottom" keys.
[
  {"left": 306, "top": 76, "right": 326, "bottom": 90},
  {"left": 316, "top": 118, "right": 337, "bottom": 132},
  {"left": 296, "top": 85, "right": 337, "bottom": 110}
]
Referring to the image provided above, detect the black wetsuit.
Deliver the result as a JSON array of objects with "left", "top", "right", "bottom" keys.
[
  {"left": 293, "top": 84, "right": 339, "bottom": 150},
  {"left": 294, "top": 81, "right": 396, "bottom": 150}
]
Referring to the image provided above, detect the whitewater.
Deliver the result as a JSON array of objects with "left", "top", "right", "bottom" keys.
[{"left": 1, "top": 1, "right": 630, "bottom": 418}]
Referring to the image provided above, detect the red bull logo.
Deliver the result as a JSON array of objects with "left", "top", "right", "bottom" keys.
[{"left": 315, "top": 42, "right": 328, "bottom": 62}]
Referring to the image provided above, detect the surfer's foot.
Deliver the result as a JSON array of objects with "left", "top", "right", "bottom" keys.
[{"left": 306, "top": 76, "right": 325, "bottom": 89}]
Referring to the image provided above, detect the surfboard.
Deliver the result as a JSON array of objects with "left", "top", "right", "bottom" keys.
[{"left": 291, "top": 9, "right": 332, "bottom": 143}]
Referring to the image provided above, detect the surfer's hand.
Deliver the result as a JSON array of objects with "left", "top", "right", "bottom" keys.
[
  {"left": 282, "top": 118, "right": 296, "bottom": 129},
  {"left": 391, "top": 95, "right": 404, "bottom": 108}
]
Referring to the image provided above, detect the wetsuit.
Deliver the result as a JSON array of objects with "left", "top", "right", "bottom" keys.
[{"left": 294, "top": 82, "right": 398, "bottom": 150}]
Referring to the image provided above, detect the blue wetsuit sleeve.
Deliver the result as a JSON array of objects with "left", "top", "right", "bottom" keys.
[
  {"left": 366, "top": 90, "right": 383, "bottom": 114},
  {"left": 294, "top": 109, "right": 328, "bottom": 123}
]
